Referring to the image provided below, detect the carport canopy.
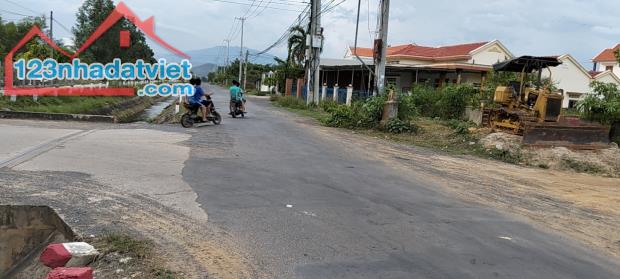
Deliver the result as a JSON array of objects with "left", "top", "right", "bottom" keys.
[{"left": 493, "top": 56, "right": 562, "bottom": 73}]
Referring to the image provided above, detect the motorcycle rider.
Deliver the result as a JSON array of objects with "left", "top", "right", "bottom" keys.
[
  {"left": 229, "top": 80, "right": 245, "bottom": 114},
  {"left": 188, "top": 77, "right": 207, "bottom": 122},
  {"left": 195, "top": 78, "right": 214, "bottom": 117}
]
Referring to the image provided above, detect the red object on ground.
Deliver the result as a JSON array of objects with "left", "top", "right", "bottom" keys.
[
  {"left": 46, "top": 267, "right": 93, "bottom": 279},
  {"left": 40, "top": 244, "right": 72, "bottom": 268},
  {"left": 120, "top": 30, "right": 131, "bottom": 48}
]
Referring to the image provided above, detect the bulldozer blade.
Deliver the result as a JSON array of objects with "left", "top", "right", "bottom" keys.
[{"left": 523, "top": 122, "right": 610, "bottom": 149}]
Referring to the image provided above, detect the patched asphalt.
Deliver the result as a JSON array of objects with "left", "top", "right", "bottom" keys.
[{"left": 182, "top": 84, "right": 620, "bottom": 278}]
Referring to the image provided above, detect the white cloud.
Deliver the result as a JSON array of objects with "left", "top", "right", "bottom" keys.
[{"left": 6, "top": 0, "right": 620, "bottom": 68}]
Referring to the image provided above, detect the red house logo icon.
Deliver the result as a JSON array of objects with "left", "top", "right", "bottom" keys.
[{"left": 3, "top": 2, "right": 190, "bottom": 97}]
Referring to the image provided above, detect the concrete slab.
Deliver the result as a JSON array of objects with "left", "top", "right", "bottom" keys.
[
  {"left": 15, "top": 129, "right": 206, "bottom": 220},
  {"left": 0, "top": 124, "right": 79, "bottom": 163}
]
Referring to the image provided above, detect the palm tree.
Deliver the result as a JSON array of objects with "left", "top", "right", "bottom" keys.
[{"left": 287, "top": 25, "right": 307, "bottom": 66}]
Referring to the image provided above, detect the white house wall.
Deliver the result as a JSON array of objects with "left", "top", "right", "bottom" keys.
[
  {"left": 543, "top": 56, "right": 591, "bottom": 108},
  {"left": 461, "top": 73, "right": 483, "bottom": 85},
  {"left": 468, "top": 43, "right": 510, "bottom": 65},
  {"left": 595, "top": 73, "right": 618, "bottom": 84},
  {"left": 595, "top": 62, "right": 620, "bottom": 74}
]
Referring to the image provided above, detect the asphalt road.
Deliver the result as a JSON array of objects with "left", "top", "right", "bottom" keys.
[
  {"left": 1, "top": 84, "right": 618, "bottom": 278},
  {"left": 183, "top": 84, "right": 620, "bottom": 278}
]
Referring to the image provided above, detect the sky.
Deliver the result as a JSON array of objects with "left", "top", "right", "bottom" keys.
[{"left": 2, "top": 0, "right": 620, "bottom": 69}]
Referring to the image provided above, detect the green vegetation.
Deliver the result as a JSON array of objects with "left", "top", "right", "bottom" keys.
[
  {"left": 384, "top": 118, "right": 416, "bottom": 134},
  {"left": 208, "top": 60, "right": 279, "bottom": 91},
  {"left": 0, "top": 96, "right": 126, "bottom": 114},
  {"left": 286, "top": 25, "right": 308, "bottom": 66},
  {"left": 151, "top": 268, "right": 179, "bottom": 279},
  {"left": 74, "top": 0, "right": 155, "bottom": 63},
  {"left": 270, "top": 84, "right": 532, "bottom": 165},
  {"left": 578, "top": 81, "right": 620, "bottom": 125},
  {"left": 99, "top": 232, "right": 152, "bottom": 259},
  {"left": 408, "top": 85, "right": 478, "bottom": 119},
  {"left": 560, "top": 157, "right": 604, "bottom": 174},
  {"left": 94, "top": 233, "right": 182, "bottom": 278},
  {"left": 209, "top": 24, "right": 309, "bottom": 94}
]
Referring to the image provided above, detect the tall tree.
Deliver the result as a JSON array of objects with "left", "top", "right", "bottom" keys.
[
  {"left": 72, "top": 0, "right": 155, "bottom": 63},
  {"left": 287, "top": 25, "right": 307, "bottom": 66},
  {"left": 0, "top": 16, "right": 48, "bottom": 84}
]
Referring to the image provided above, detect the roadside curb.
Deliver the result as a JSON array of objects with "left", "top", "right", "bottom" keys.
[{"left": 0, "top": 110, "right": 116, "bottom": 123}]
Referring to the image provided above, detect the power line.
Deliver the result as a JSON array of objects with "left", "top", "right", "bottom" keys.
[
  {"left": 1, "top": 0, "right": 41, "bottom": 15},
  {"left": 250, "top": 4, "right": 310, "bottom": 57},
  {"left": 247, "top": 0, "right": 266, "bottom": 18},
  {"left": 227, "top": 0, "right": 309, "bottom": 6},
  {"left": 53, "top": 18, "right": 72, "bottom": 34},
  {"left": 252, "top": 0, "right": 274, "bottom": 17},
  {"left": 250, "top": 0, "right": 344, "bottom": 57},
  {"left": 0, "top": 8, "right": 35, "bottom": 17},
  {"left": 201, "top": 0, "right": 306, "bottom": 12},
  {"left": 241, "top": 0, "right": 258, "bottom": 18}
]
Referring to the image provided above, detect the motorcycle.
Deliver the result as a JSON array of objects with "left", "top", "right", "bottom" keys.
[
  {"left": 180, "top": 100, "right": 222, "bottom": 128},
  {"left": 230, "top": 100, "right": 245, "bottom": 118}
]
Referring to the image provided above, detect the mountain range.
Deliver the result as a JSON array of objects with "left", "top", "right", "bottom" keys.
[{"left": 158, "top": 46, "right": 279, "bottom": 77}]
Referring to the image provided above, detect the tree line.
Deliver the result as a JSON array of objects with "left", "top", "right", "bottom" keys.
[{"left": 1, "top": 0, "right": 155, "bottom": 85}]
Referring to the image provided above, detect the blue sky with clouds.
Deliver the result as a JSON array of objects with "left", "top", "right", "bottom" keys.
[{"left": 2, "top": 0, "right": 620, "bottom": 68}]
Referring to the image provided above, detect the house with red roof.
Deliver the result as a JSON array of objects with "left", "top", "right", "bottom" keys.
[
  {"left": 592, "top": 44, "right": 620, "bottom": 75},
  {"left": 319, "top": 40, "right": 512, "bottom": 94}
]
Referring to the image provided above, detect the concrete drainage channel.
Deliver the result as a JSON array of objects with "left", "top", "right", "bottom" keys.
[{"left": 0, "top": 205, "right": 76, "bottom": 278}]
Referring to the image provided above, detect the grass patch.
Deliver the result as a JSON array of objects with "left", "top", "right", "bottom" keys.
[
  {"left": 91, "top": 232, "right": 183, "bottom": 278},
  {"left": 271, "top": 95, "right": 330, "bottom": 122},
  {"left": 151, "top": 267, "right": 180, "bottom": 279},
  {"left": 270, "top": 95, "right": 526, "bottom": 165},
  {"left": 0, "top": 96, "right": 127, "bottom": 114},
  {"left": 99, "top": 232, "right": 152, "bottom": 259},
  {"left": 560, "top": 157, "right": 604, "bottom": 174}
]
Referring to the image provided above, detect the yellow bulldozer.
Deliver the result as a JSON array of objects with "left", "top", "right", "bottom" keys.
[{"left": 486, "top": 56, "right": 610, "bottom": 149}]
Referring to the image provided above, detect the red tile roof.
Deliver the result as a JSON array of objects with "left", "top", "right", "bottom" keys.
[
  {"left": 351, "top": 42, "right": 488, "bottom": 61},
  {"left": 588, "top": 71, "right": 602, "bottom": 78},
  {"left": 593, "top": 44, "right": 620, "bottom": 62}
]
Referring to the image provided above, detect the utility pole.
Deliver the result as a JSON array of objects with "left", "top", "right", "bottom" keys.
[
  {"left": 49, "top": 11, "right": 54, "bottom": 60},
  {"left": 373, "top": 0, "right": 390, "bottom": 96},
  {"left": 243, "top": 50, "right": 249, "bottom": 90},
  {"left": 236, "top": 17, "right": 246, "bottom": 85},
  {"left": 224, "top": 39, "right": 231, "bottom": 85},
  {"left": 225, "top": 39, "right": 231, "bottom": 68},
  {"left": 306, "top": 0, "right": 322, "bottom": 104}
]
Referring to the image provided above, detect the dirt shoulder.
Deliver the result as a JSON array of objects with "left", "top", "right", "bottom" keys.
[
  {"left": 0, "top": 168, "right": 257, "bottom": 279},
  {"left": 276, "top": 107, "right": 620, "bottom": 260}
]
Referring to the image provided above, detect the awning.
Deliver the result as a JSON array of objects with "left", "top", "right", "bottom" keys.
[{"left": 493, "top": 56, "right": 562, "bottom": 73}]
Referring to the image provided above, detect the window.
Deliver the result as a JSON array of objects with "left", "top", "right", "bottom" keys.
[
  {"left": 386, "top": 77, "right": 399, "bottom": 89},
  {"left": 606, "top": 66, "right": 613, "bottom": 71},
  {"left": 568, "top": 100, "right": 578, "bottom": 108}
]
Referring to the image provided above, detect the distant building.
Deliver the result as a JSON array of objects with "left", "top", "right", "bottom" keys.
[
  {"left": 259, "top": 71, "right": 276, "bottom": 93},
  {"left": 592, "top": 44, "right": 620, "bottom": 74},
  {"left": 543, "top": 54, "right": 620, "bottom": 108},
  {"left": 320, "top": 40, "right": 513, "bottom": 94}
]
